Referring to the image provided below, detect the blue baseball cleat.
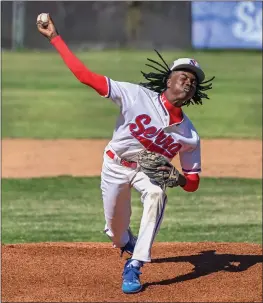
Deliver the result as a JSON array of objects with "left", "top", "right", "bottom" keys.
[
  {"left": 122, "top": 260, "right": 142, "bottom": 294},
  {"left": 104, "top": 227, "right": 137, "bottom": 256},
  {"left": 120, "top": 227, "right": 137, "bottom": 257}
]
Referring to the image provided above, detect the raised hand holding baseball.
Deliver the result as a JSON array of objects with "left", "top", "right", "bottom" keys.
[{"left": 36, "top": 13, "right": 58, "bottom": 40}]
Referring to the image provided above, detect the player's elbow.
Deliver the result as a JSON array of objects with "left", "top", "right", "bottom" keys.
[
  {"left": 77, "top": 71, "right": 87, "bottom": 84},
  {"left": 69, "top": 67, "right": 88, "bottom": 84}
]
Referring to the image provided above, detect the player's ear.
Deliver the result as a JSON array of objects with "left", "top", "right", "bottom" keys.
[
  {"left": 166, "top": 71, "right": 174, "bottom": 88},
  {"left": 166, "top": 77, "right": 171, "bottom": 88}
]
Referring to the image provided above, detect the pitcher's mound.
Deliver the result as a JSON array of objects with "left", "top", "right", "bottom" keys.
[{"left": 2, "top": 242, "right": 262, "bottom": 302}]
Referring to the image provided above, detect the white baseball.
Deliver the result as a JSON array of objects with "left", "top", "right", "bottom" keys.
[{"left": 37, "top": 13, "right": 49, "bottom": 27}]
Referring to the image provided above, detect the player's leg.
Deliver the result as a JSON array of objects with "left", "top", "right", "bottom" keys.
[
  {"left": 100, "top": 155, "right": 133, "bottom": 248},
  {"left": 121, "top": 170, "right": 167, "bottom": 293},
  {"left": 130, "top": 171, "right": 167, "bottom": 262}
]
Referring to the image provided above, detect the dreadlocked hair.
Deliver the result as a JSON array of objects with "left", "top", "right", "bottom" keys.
[{"left": 139, "top": 49, "right": 215, "bottom": 106}]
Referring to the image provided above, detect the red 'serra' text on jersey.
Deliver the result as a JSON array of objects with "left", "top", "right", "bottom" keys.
[{"left": 130, "top": 114, "right": 182, "bottom": 159}]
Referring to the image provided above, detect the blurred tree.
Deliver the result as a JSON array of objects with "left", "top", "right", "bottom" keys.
[{"left": 125, "top": 1, "right": 142, "bottom": 47}]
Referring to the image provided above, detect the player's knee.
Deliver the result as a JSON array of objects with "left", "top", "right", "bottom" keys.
[{"left": 146, "top": 186, "right": 164, "bottom": 201}]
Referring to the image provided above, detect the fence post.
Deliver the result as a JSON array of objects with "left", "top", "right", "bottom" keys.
[{"left": 12, "top": 1, "right": 25, "bottom": 50}]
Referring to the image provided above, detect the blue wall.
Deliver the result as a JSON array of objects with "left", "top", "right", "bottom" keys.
[{"left": 192, "top": 2, "right": 262, "bottom": 49}]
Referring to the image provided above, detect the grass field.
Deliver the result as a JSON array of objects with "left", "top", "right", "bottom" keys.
[
  {"left": 2, "top": 50, "right": 262, "bottom": 139},
  {"left": 2, "top": 49, "right": 262, "bottom": 247},
  {"left": 2, "top": 176, "right": 262, "bottom": 244}
]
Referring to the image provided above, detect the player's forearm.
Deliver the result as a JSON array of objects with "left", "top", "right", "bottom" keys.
[
  {"left": 50, "top": 35, "right": 108, "bottom": 96},
  {"left": 180, "top": 173, "right": 200, "bottom": 192}
]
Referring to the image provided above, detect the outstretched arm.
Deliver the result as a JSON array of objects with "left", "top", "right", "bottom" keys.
[{"left": 36, "top": 13, "right": 108, "bottom": 96}]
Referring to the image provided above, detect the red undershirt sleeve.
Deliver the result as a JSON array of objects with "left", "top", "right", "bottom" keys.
[
  {"left": 50, "top": 35, "right": 108, "bottom": 96},
  {"left": 181, "top": 173, "right": 200, "bottom": 192}
]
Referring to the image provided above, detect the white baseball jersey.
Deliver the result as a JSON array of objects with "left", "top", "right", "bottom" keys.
[{"left": 103, "top": 78, "right": 201, "bottom": 174}]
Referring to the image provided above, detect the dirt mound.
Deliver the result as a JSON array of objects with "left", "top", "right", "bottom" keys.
[
  {"left": 2, "top": 139, "right": 262, "bottom": 179},
  {"left": 2, "top": 242, "right": 262, "bottom": 302}
]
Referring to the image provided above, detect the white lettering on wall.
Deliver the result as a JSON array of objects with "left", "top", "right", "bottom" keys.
[{"left": 232, "top": 2, "right": 262, "bottom": 44}]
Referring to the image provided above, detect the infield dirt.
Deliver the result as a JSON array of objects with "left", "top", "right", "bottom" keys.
[
  {"left": 2, "top": 139, "right": 262, "bottom": 302},
  {"left": 2, "top": 242, "right": 262, "bottom": 302},
  {"left": 2, "top": 138, "right": 262, "bottom": 178}
]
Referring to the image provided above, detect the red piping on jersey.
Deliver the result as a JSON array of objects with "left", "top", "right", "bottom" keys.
[
  {"left": 182, "top": 173, "right": 200, "bottom": 192},
  {"left": 160, "top": 93, "right": 184, "bottom": 125},
  {"left": 50, "top": 35, "right": 108, "bottom": 96}
]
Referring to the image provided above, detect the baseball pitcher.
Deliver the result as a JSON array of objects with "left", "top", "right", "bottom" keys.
[{"left": 36, "top": 14, "right": 214, "bottom": 294}]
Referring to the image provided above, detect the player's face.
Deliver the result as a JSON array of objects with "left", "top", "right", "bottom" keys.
[{"left": 167, "top": 70, "right": 197, "bottom": 104}]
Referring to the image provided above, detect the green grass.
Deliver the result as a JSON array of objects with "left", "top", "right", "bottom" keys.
[
  {"left": 2, "top": 176, "right": 262, "bottom": 244},
  {"left": 2, "top": 50, "right": 262, "bottom": 139}
]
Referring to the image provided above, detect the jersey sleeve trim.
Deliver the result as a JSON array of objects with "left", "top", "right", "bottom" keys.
[
  {"left": 182, "top": 168, "right": 201, "bottom": 174},
  {"left": 104, "top": 77, "right": 112, "bottom": 98}
]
